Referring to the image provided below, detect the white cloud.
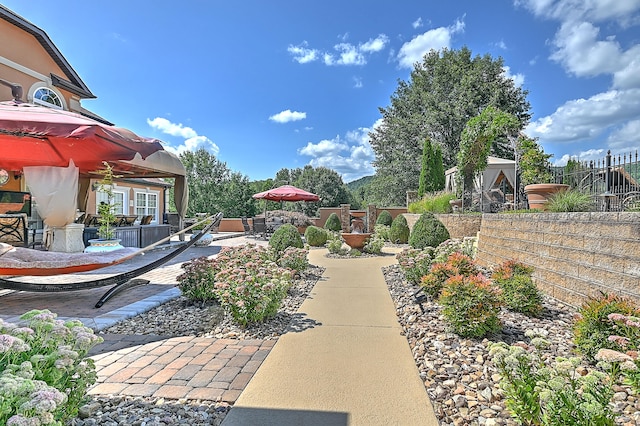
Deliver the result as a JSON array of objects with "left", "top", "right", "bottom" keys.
[
  {"left": 288, "top": 41, "right": 319, "bottom": 64},
  {"left": 298, "top": 122, "right": 378, "bottom": 182},
  {"left": 412, "top": 17, "right": 423, "bottom": 29},
  {"left": 503, "top": 66, "right": 525, "bottom": 87},
  {"left": 515, "top": 0, "right": 640, "bottom": 24},
  {"left": 360, "top": 34, "right": 389, "bottom": 53},
  {"left": 353, "top": 76, "right": 363, "bottom": 88},
  {"left": 269, "top": 110, "right": 307, "bottom": 123},
  {"left": 495, "top": 40, "right": 507, "bottom": 50},
  {"left": 290, "top": 35, "right": 389, "bottom": 67},
  {"left": 147, "top": 117, "right": 219, "bottom": 156},
  {"left": 553, "top": 149, "right": 606, "bottom": 166},
  {"left": 550, "top": 21, "right": 622, "bottom": 77},
  {"left": 607, "top": 119, "right": 640, "bottom": 150},
  {"left": 526, "top": 89, "right": 640, "bottom": 141},
  {"left": 397, "top": 17, "right": 465, "bottom": 68}
]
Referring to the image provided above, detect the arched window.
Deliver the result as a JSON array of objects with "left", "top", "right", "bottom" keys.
[{"left": 33, "top": 87, "right": 63, "bottom": 109}]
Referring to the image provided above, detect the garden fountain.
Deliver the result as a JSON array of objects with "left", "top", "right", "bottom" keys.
[{"left": 341, "top": 211, "right": 372, "bottom": 250}]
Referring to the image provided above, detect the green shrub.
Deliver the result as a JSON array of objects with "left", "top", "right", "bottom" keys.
[
  {"left": 573, "top": 293, "right": 640, "bottom": 362},
  {"left": 408, "top": 212, "right": 450, "bottom": 249},
  {"left": 420, "top": 252, "right": 478, "bottom": 299},
  {"left": 269, "top": 223, "right": 304, "bottom": 256},
  {"left": 211, "top": 244, "right": 292, "bottom": 326},
  {"left": 492, "top": 260, "right": 543, "bottom": 316},
  {"left": 396, "top": 247, "right": 434, "bottom": 285},
  {"left": 304, "top": 225, "right": 328, "bottom": 247},
  {"left": 363, "top": 233, "right": 385, "bottom": 254},
  {"left": 177, "top": 256, "right": 218, "bottom": 302},
  {"left": 325, "top": 231, "right": 347, "bottom": 255},
  {"left": 375, "top": 210, "right": 393, "bottom": 226},
  {"left": 374, "top": 224, "right": 390, "bottom": 241},
  {"left": 439, "top": 273, "right": 502, "bottom": 338},
  {"left": 277, "top": 246, "right": 309, "bottom": 274},
  {"left": 408, "top": 191, "right": 456, "bottom": 214},
  {"left": 389, "top": 214, "right": 410, "bottom": 244},
  {"left": 324, "top": 212, "right": 342, "bottom": 231},
  {"left": 547, "top": 189, "right": 594, "bottom": 212},
  {"left": 0, "top": 310, "right": 103, "bottom": 423}
]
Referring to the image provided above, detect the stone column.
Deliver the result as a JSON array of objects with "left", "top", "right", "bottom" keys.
[
  {"left": 50, "top": 223, "right": 85, "bottom": 253},
  {"left": 340, "top": 204, "right": 351, "bottom": 232},
  {"left": 367, "top": 204, "right": 377, "bottom": 233}
]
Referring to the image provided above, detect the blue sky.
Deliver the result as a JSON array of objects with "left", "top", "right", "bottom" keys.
[{"left": 3, "top": 0, "right": 640, "bottom": 182}]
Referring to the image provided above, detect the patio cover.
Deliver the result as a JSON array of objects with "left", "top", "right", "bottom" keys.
[{"left": 445, "top": 156, "right": 516, "bottom": 193}]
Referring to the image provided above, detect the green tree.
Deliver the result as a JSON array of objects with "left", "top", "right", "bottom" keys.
[
  {"left": 518, "top": 136, "right": 553, "bottom": 186},
  {"left": 180, "top": 148, "right": 256, "bottom": 217},
  {"left": 369, "top": 46, "right": 531, "bottom": 206},
  {"left": 457, "top": 106, "right": 520, "bottom": 200},
  {"left": 418, "top": 138, "right": 434, "bottom": 197},
  {"left": 433, "top": 144, "right": 445, "bottom": 191}
]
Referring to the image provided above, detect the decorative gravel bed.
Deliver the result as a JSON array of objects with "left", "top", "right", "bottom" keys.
[{"left": 383, "top": 262, "right": 640, "bottom": 426}]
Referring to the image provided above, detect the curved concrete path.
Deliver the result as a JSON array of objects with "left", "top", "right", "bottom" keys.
[{"left": 222, "top": 248, "right": 438, "bottom": 426}]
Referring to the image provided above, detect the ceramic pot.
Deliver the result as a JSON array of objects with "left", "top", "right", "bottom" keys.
[
  {"left": 84, "top": 238, "right": 124, "bottom": 253},
  {"left": 524, "top": 184, "right": 569, "bottom": 210}
]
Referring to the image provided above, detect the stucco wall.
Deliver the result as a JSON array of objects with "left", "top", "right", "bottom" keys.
[{"left": 475, "top": 212, "right": 640, "bottom": 307}]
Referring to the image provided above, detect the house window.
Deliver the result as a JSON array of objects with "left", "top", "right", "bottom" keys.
[
  {"left": 33, "top": 87, "right": 63, "bottom": 109},
  {"left": 96, "top": 190, "right": 125, "bottom": 215},
  {"left": 135, "top": 191, "right": 158, "bottom": 222}
]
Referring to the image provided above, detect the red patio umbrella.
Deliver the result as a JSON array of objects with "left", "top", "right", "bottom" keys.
[
  {"left": 252, "top": 185, "right": 320, "bottom": 202},
  {"left": 0, "top": 100, "right": 165, "bottom": 174}
]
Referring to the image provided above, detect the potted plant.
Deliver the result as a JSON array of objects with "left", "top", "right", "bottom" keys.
[
  {"left": 518, "top": 136, "right": 568, "bottom": 210},
  {"left": 84, "top": 162, "right": 124, "bottom": 252}
]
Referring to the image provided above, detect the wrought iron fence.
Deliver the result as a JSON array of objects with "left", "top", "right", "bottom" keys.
[{"left": 549, "top": 150, "right": 640, "bottom": 211}]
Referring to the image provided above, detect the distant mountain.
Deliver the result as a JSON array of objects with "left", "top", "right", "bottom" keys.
[{"left": 346, "top": 175, "right": 374, "bottom": 191}]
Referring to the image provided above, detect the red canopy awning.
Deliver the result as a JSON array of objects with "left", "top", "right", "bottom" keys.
[
  {"left": 0, "top": 100, "right": 164, "bottom": 174},
  {"left": 252, "top": 185, "right": 320, "bottom": 202}
]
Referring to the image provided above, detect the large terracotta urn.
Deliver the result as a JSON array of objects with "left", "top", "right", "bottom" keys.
[{"left": 524, "top": 184, "right": 569, "bottom": 211}]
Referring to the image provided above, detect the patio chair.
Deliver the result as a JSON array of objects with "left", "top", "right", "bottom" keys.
[
  {"left": 241, "top": 216, "right": 252, "bottom": 236},
  {"left": 252, "top": 217, "right": 267, "bottom": 239},
  {"left": 140, "top": 215, "right": 153, "bottom": 225}
]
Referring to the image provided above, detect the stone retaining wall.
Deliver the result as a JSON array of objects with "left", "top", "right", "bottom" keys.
[
  {"left": 475, "top": 212, "right": 640, "bottom": 307},
  {"left": 404, "top": 213, "right": 482, "bottom": 239}
]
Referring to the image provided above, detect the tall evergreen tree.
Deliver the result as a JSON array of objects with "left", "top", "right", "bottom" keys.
[{"left": 418, "top": 138, "right": 434, "bottom": 197}]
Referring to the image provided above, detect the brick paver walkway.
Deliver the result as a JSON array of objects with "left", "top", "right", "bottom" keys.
[{"left": 89, "top": 335, "right": 275, "bottom": 403}]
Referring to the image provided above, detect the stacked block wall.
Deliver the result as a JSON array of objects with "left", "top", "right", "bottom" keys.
[{"left": 476, "top": 212, "right": 640, "bottom": 307}]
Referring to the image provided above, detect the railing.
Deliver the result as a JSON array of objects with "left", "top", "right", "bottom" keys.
[{"left": 550, "top": 149, "right": 640, "bottom": 211}]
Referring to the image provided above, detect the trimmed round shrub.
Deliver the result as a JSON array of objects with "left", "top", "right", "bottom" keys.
[
  {"left": 376, "top": 210, "right": 393, "bottom": 226},
  {"left": 269, "top": 223, "right": 303, "bottom": 256},
  {"left": 389, "top": 214, "right": 410, "bottom": 244},
  {"left": 408, "top": 212, "right": 450, "bottom": 249},
  {"left": 305, "top": 225, "right": 328, "bottom": 247},
  {"left": 324, "top": 212, "right": 342, "bottom": 231}
]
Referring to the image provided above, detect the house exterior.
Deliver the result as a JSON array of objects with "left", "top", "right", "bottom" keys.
[{"left": 0, "top": 5, "right": 171, "bottom": 228}]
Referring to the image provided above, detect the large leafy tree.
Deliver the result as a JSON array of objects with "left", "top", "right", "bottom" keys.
[
  {"left": 180, "top": 148, "right": 256, "bottom": 217},
  {"left": 369, "top": 46, "right": 531, "bottom": 206}
]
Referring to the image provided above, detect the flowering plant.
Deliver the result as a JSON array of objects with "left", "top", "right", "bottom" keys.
[
  {"left": 396, "top": 248, "right": 434, "bottom": 285},
  {"left": 0, "top": 310, "right": 102, "bottom": 424},
  {"left": 439, "top": 273, "right": 502, "bottom": 337},
  {"left": 211, "top": 244, "right": 292, "bottom": 327},
  {"left": 490, "top": 328, "right": 616, "bottom": 426},
  {"left": 492, "top": 260, "right": 543, "bottom": 317},
  {"left": 277, "top": 246, "right": 309, "bottom": 275}
]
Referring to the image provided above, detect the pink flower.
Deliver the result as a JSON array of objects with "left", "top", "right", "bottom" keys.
[{"left": 595, "top": 348, "right": 634, "bottom": 363}]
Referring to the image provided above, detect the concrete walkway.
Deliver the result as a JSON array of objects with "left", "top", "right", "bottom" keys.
[{"left": 222, "top": 249, "right": 438, "bottom": 426}]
